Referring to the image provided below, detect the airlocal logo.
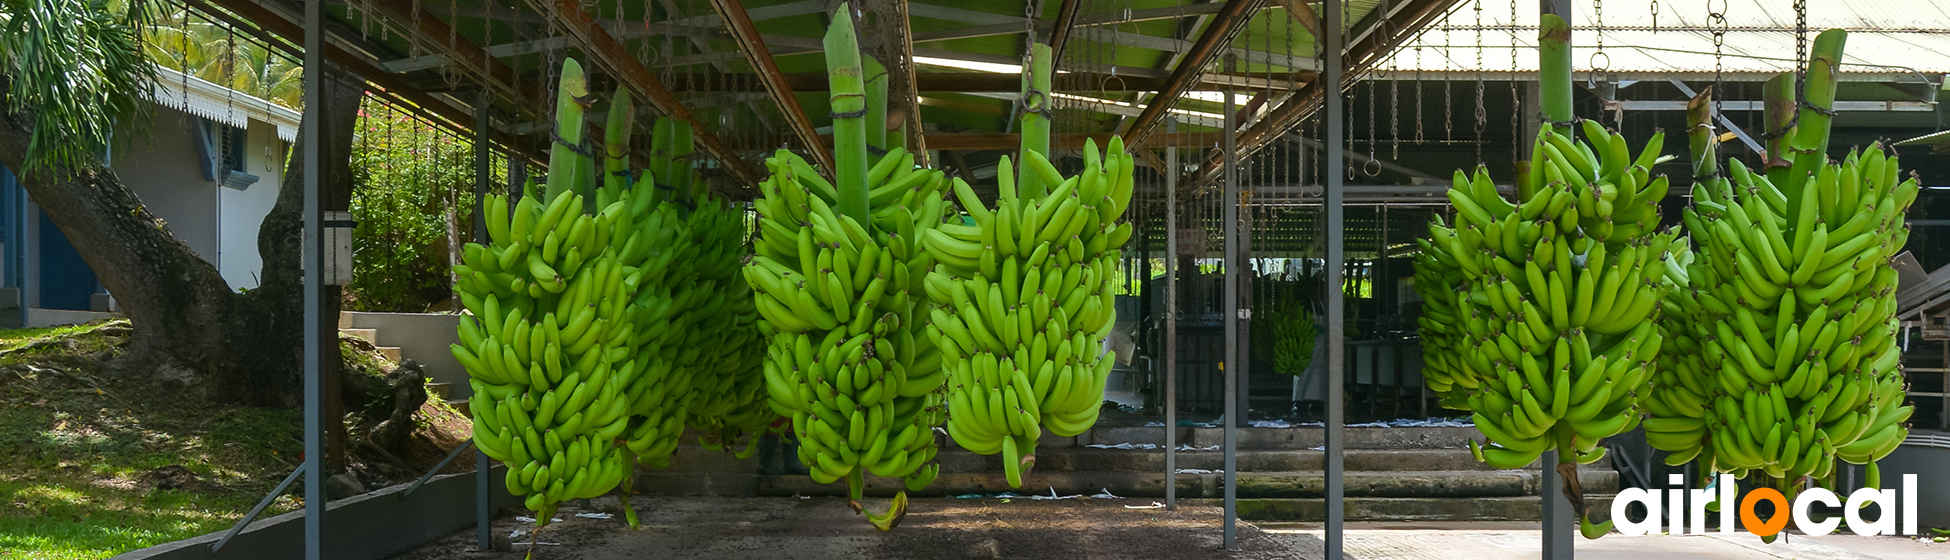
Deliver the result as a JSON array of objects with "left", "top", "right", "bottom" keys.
[{"left": 1613, "top": 474, "right": 1919, "bottom": 537}]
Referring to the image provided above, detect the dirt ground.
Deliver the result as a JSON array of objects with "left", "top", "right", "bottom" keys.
[{"left": 389, "top": 496, "right": 1326, "bottom": 560}]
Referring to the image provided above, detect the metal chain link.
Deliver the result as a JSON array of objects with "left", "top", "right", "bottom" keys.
[
  {"left": 1415, "top": 45, "right": 1425, "bottom": 144},
  {"left": 1590, "top": 0, "right": 1608, "bottom": 80},
  {"left": 1473, "top": 0, "right": 1486, "bottom": 163},
  {"left": 1649, "top": 0, "right": 1659, "bottom": 33},
  {"left": 1795, "top": 0, "right": 1808, "bottom": 88},
  {"left": 1510, "top": 0, "right": 1521, "bottom": 157},
  {"left": 1709, "top": 0, "right": 1728, "bottom": 115}
]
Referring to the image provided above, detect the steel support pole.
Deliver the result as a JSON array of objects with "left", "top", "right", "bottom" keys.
[
  {"left": 473, "top": 91, "right": 493, "bottom": 552},
  {"left": 1323, "top": 0, "right": 1346, "bottom": 558},
  {"left": 301, "top": 0, "right": 324, "bottom": 556},
  {"left": 1164, "top": 121, "right": 1178, "bottom": 511},
  {"left": 1541, "top": 2, "right": 1574, "bottom": 559},
  {"left": 1543, "top": 450, "right": 1574, "bottom": 559},
  {"left": 1221, "top": 53, "right": 1240, "bottom": 549}
]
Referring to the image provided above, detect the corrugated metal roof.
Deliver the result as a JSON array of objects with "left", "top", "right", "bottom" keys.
[{"left": 1376, "top": 0, "right": 1950, "bottom": 75}]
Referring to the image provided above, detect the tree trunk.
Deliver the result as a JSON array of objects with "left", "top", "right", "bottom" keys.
[{"left": 0, "top": 71, "right": 361, "bottom": 418}]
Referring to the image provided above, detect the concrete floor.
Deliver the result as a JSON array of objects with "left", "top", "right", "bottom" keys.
[
  {"left": 1258, "top": 522, "right": 1950, "bottom": 560},
  {"left": 385, "top": 496, "right": 1947, "bottom": 560}
]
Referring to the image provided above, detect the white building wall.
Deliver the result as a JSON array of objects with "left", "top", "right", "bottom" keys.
[
  {"left": 114, "top": 106, "right": 220, "bottom": 271},
  {"left": 216, "top": 118, "right": 287, "bottom": 290}
]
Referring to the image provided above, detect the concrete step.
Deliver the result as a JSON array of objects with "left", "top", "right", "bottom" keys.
[
  {"left": 341, "top": 328, "right": 379, "bottom": 345},
  {"left": 1081, "top": 426, "right": 1481, "bottom": 450},
  {"left": 447, "top": 399, "right": 470, "bottom": 416},
  {"left": 377, "top": 346, "right": 402, "bottom": 362},
  {"left": 338, "top": 311, "right": 353, "bottom": 329},
  {"left": 1206, "top": 495, "right": 1618, "bottom": 522},
  {"left": 427, "top": 382, "right": 452, "bottom": 399},
  {"left": 932, "top": 447, "right": 1565, "bottom": 474},
  {"left": 634, "top": 467, "right": 1617, "bottom": 500}
]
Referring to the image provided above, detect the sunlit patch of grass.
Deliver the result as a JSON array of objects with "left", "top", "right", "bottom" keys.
[{"left": 0, "top": 321, "right": 304, "bottom": 559}]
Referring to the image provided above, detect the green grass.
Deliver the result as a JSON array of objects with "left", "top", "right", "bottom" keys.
[{"left": 0, "top": 321, "right": 304, "bottom": 560}]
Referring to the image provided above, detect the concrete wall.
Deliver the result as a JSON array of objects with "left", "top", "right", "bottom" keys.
[
  {"left": 116, "top": 107, "right": 220, "bottom": 269},
  {"left": 346, "top": 312, "right": 468, "bottom": 397},
  {"left": 111, "top": 465, "right": 517, "bottom": 560},
  {"left": 215, "top": 119, "right": 287, "bottom": 290},
  {"left": 1872, "top": 441, "right": 1950, "bottom": 528},
  {"left": 25, "top": 309, "right": 116, "bottom": 328}
]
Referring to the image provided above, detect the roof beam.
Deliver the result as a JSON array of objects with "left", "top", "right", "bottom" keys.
[
  {"left": 195, "top": 0, "right": 535, "bottom": 155},
  {"left": 880, "top": 0, "right": 928, "bottom": 163},
  {"left": 527, "top": 0, "right": 762, "bottom": 185},
  {"left": 1045, "top": 0, "right": 1084, "bottom": 63},
  {"left": 1267, "top": 0, "right": 1324, "bottom": 39},
  {"left": 370, "top": 0, "right": 538, "bottom": 108},
  {"left": 910, "top": 3, "right": 1230, "bottom": 43},
  {"left": 707, "top": 0, "right": 833, "bottom": 175},
  {"left": 381, "top": 0, "right": 825, "bottom": 73},
  {"left": 823, "top": 132, "right": 1227, "bottom": 151},
  {"left": 1207, "top": 0, "right": 1461, "bottom": 185},
  {"left": 1122, "top": 0, "right": 1266, "bottom": 150}
]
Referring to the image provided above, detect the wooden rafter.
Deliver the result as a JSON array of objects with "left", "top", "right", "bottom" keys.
[
  {"left": 707, "top": 0, "right": 834, "bottom": 175},
  {"left": 1268, "top": 0, "right": 1324, "bottom": 39},
  {"left": 882, "top": 0, "right": 927, "bottom": 163},
  {"left": 530, "top": 0, "right": 763, "bottom": 185},
  {"left": 197, "top": 0, "right": 535, "bottom": 156},
  {"left": 1120, "top": 0, "right": 1266, "bottom": 151},
  {"left": 370, "top": 0, "right": 540, "bottom": 110},
  {"left": 1045, "top": 0, "right": 1084, "bottom": 63},
  {"left": 1198, "top": 0, "right": 1459, "bottom": 185}
]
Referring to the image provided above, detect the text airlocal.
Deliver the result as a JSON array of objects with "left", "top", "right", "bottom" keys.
[{"left": 1612, "top": 474, "right": 1919, "bottom": 537}]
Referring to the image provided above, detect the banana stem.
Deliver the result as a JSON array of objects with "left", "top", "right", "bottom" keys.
[
  {"left": 1761, "top": 73, "right": 1796, "bottom": 175},
  {"left": 824, "top": 8, "right": 872, "bottom": 226},
  {"left": 1781, "top": 30, "right": 1848, "bottom": 196},
  {"left": 1538, "top": 15, "right": 1573, "bottom": 138},
  {"left": 546, "top": 59, "right": 590, "bottom": 202},
  {"left": 603, "top": 87, "right": 635, "bottom": 202},
  {"left": 1017, "top": 42, "right": 1054, "bottom": 199},
  {"left": 865, "top": 55, "right": 889, "bottom": 153},
  {"left": 1687, "top": 86, "right": 1721, "bottom": 198}
]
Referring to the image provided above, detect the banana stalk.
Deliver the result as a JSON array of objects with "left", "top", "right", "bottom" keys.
[
  {"left": 1646, "top": 31, "right": 1915, "bottom": 542},
  {"left": 1761, "top": 74, "right": 1796, "bottom": 173},
  {"left": 1778, "top": 30, "right": 1847, "bottom": 198},
  {"left": 824, "top": 11, "right": 872, "bottom": 226},
  {"left": 1016, "top": 42, "right": 1054, "bottom": 198},
  {"left": 746, "top": 8, "right": 955, "bottom": 530},
  {"left": 1422, "top": 14, "right": 1675, "bottom": 536}
]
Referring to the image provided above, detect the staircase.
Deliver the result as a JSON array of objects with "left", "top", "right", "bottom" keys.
[
  {"left": 633, "top": 423, "right": 1618, "bottom": 522},
  {"left": 338, "top": 312, "right": 461, "bottom": 413}
]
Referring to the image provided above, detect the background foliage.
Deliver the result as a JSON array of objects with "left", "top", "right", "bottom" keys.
[{"left": 347, "top": 99, "right": 504, "bottom": 312}]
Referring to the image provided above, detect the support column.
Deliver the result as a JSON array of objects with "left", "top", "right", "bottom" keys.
[
  {"left": 301, "top": 0, "right": 324, "bottom": 556},
  {"left": 1164, "top": 122, "right": 1179, "bottom": 511},
  {"left": 1221, "top": 54, "right": 1241, "bottom": 549},
  {"left": 1323, "top": 0, "right": 1346, "bottom": 558},
  {"left": 473, "top": 91, "right": 494, "bottom": 552},
  {"left": 1541, "top": 3, "right": 1575, "bottom": 560}
]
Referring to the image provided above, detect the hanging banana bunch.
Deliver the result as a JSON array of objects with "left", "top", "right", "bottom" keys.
[
  {"left": 745, "top": 9, "right": 953, "bottom": 530},
  {"left": 1413, "top": 217, "right": 1475, "bottom": 407},
  {"left": 1645, "top": 31, "right": 1915, "bottom": 532},
  {"left": 452, "top": 59, "right": 638, "bottom": 530},
  {"left": 925, "top": 43, "right": 1136, "bottom": 488},
  {"left": 1251, "top": 301, "right": 1316, "bottom": 376},
  {"left": 1419, "top": 14, "right": 1679, "bottom": 538},
  {"left": 654, "top": 119, "right": 777, "bottom": 454}
]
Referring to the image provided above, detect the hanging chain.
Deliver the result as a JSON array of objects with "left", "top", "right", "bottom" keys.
[
  {"left": 1794, "top": 0, "right": 1809, "bottom": 88},
  {"left": 1590, "top": 0, "right": 1608, "bottom": 86},
  {"left": 1709, "top": 0, "right": 1728, "bottom": 116},
  {"left": 1443, "top": 20, "right": 1453, "bottom": 142},
  {"left": 1473, "top": 0, "right": 1486, "bottom": 163},
  {"left": 1649, "top": 0, "right": 1659, "bottom": 33},
  {"left": 1384, "top": 0, "right": 1399, "bottom": 160},
  {"left": 410, "top": 0, "right": 423, "bottom": 58},
  {"left": 1415, "top": 45, "right": 1425, "bottom": 144},
  {"left": 1510, "top": 0, "right": 1521, "bottom": 157}
]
